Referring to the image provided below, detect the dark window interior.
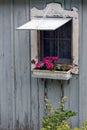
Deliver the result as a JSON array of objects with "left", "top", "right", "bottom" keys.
[{"left": 40, "top": 20, "right": 72, "bottom": 64}]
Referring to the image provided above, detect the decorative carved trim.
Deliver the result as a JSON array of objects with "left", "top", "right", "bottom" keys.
[{"left": 31, "top": 3, "right": 78, "bottom": 19}]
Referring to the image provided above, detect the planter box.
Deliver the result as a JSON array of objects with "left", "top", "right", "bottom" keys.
[{"left": 32, "top": 69, "right": 72, "bottom": 80}]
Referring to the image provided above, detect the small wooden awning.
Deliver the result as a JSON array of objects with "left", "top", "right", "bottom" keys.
[{"left": 17, "top": 17, "right": 72, "bottom": 30}]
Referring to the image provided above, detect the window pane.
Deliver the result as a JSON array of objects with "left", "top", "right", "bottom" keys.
[
  {"left": 40, "top": 20, "right": 72, "bottom": 63},
  {"left": 59, "top": 40, "right": 71, "bottom": 59}
]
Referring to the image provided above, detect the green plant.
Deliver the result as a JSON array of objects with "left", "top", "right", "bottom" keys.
[
  {"left": 41, "top": 96, "right": 77, "bottom": 130},
  {"left": 73, "top": 120, "right": 87, "bottom": 130},
  {"left": 81, "top": 120, "right": 87, "bottom": 130},
  {"left": 74, "top": 128, "right": 79, "bottom": 130},
  {"left": 56, "top": 120, "right": 71, "bottom": 130}
]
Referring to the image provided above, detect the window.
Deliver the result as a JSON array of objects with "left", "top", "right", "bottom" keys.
[
  {"left": 39, "top": 20, "right": 72, "bottom": 64},
  {"left": 17, "top": 3, "right": 79, "bottom": 75}
]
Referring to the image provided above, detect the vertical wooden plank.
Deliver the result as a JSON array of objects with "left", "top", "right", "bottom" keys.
[
  {"left": 0, "top": 0, "right": 14, "bottom": 129},
  {"left": 13, "top": 0, "right": 31, "bottom": 129},
  {"left": 31, "top": 78, "right": 46, "bottom": 130},
  {"left": 79, "top": 0, "right": 87, "bottom": 126},
  {"left": 31, "top": 78, "right": 39, "bottom": 130},
  {"left": 0, "top": 1, "right": 4, "bottom": 128},
  {"left": 31, "top": 79, "right": 52, "bottom": 130},
  {"left": 64, "top": 76, "right": 79, "bottom": 128},
  {"left": 38, "top": 80, "right": 45, "bottom": 129},
  {"left": 76, "top": 0, "right": 82, "bottom": 127},
  {"left": 47, "top": 80, "right": 61, "bottom": 109},
  {"left": 78, "top": 0, "right": 83, "bottom": 127},
  {"left": 11, "top": 0, "right": 17, "bottom": 129}
]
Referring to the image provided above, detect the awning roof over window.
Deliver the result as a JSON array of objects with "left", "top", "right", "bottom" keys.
[{"left": 17, "top": 18, "right": 72, "bottom": 30}]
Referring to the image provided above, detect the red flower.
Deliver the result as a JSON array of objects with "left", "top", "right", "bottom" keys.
[
  {"left": 36, "top": 62, "right": 42, "bottom": 68},
  {"left": 45, "top": 56, "right": 51, "bottom": 60},
  {"left": 51, "top": 56, "right": 59, "bottom": 61},
  {"left": 46, "top": 62, "right": 54, "bottom": 69},
  {"left": 43, "top": 59, "right": 49, "bottom": 64},
  {"left": 35, "top": 56, "right": 59, "bottom": 70},
  {"left": 44, "top": 56, "right": 59, "bottom": 61}
]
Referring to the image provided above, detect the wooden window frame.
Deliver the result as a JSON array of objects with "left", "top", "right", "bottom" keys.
[{"left": 31, "top": 3, "right": 79, "bottom": 74}]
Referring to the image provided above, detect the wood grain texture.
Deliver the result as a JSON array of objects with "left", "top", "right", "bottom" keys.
[
  {"left": 13, "top": 0, "right": 31, "bottom": 129},
  {"left": 0, "top": 0, "right": 13, "bottom": 129},
  {"left": 0, "top": 0, "right": 31, "bottom": 129},
  {"left": 79, "top": 0, "right": 87, "bottom": 126},
  {"left": 0, "top": 0, "right": 83, "bottom": 129}
]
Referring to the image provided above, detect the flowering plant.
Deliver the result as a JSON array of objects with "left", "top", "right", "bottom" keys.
[
  {"left": 36, "top": 56, "right": 59, "bottom": 70},
  {"left": 35, "top": 56, "right": 73, "bottom": 71}
]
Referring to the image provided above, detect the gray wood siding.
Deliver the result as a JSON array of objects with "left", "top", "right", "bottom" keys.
[
  {"left": 0, "top": 0, "right": 31, "bottom": 129},
  {"left": 0, "top": 0, "right": 85, "bottom": 129},
  {"left": 79, "top": 0, "right": 87, "bottom": 126}
]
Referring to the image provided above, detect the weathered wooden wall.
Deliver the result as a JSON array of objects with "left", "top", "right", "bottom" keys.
[
  {"left": 79, "top": 0, "right": 87, "bottom": 126},
  {"left": 0, "top": 0, "right": 86, "bottom": 130},
  {"left": 0, "top": 0, "right": 31, "bottom": 129}
]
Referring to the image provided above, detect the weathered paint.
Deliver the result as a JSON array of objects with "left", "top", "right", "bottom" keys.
[
  {"left": 79, "top": 0, "right": 87, "bottom": 126},
  {"left": 0, "top": 0, "right": 86, "bottom": 129},
  {"left": 0, "top": 0, "right": 31, "bottom": 129}
]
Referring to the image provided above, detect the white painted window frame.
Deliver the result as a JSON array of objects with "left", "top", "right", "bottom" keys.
[{"left": 31, "top": 3, "right": 79, "bottom": 74}]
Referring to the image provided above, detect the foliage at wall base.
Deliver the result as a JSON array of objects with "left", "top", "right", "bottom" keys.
[
  {"left": 41, "top": 97, "right": 87, "bottom": 130},
  {"left": 41, "top": 96, "right": 76, "bottom": 130}
]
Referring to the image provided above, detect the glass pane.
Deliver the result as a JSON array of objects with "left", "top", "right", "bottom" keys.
[
  {"left": 59, "top": 40, "right": 71, "bottom": 59},
  {"left": 40, "top": 20, "right": 72, "bottom": 63}
]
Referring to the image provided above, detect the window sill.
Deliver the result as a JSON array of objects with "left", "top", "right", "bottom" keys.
[{"left": 32, "top": 69, "right": 72, "bottom": 80}]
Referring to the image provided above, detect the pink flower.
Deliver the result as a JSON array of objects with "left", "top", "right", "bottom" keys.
[
  {"left": 36, "top": 62, "right": 42, "bottom": 68},
  {"left": 35, "top": 56, "right": 59, "bottom": 70},
  {"left": 44, "top": 56, "right": 59, "bottom": 61},
  {"left": 46, "top": 62, "right": 54, "bottom": 69},
  {"left": 51, "top": 56, "right": 59, "bottom": 61},
  {"left": 43, "top": 59, "right": 49, "bottom": 64},
  {"left": 44, "top": 56, "right": 51, "bottom": 60}
]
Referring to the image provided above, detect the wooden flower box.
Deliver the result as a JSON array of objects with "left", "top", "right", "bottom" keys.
[{"left": 32, "top": 69, "right": 72, "bottom": 80}]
